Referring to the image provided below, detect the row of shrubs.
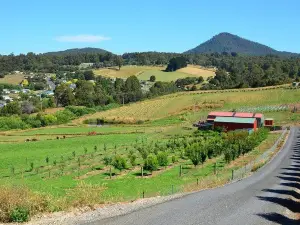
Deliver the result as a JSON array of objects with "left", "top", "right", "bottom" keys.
[{"left": 0, "top": 103, "right": 120, "bottom": 131}]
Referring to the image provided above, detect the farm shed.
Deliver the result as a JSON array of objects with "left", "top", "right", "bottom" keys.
[
  {"left": 234, "top": 112, "right": 264, "bottom": 127},
  {"left": 213, "top": 117, "right": 257, "bottom": 131},
  {"left": 207, "top": 111, "right": 234, "bottom": 122},
  {"left": 264, "top": 118, "right": 274, "bottom": 127},
  {"left": 206, "top": 111, "right": 264, "bottom": 127}
]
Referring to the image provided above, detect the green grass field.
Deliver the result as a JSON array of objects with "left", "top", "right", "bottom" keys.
[
  {"left": 0, "top": 86, "right": 296, "bottom": 220},
  {"left": 93, "top": 65, "right": 215, "bottom": 82}
]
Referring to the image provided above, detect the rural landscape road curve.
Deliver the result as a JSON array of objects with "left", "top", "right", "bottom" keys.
[{"left": 86, "top": 127, "right": 300, "bottom": 225}]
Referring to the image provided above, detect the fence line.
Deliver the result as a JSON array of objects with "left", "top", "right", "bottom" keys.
[{"left": 231, "top": 128, "right": 288, "bottom": 181}]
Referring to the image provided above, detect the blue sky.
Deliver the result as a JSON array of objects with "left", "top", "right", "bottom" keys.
[{"left": 1, "top": 0, "right": 300, "bottom": 55}]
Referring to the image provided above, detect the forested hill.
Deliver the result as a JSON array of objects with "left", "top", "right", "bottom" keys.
[
  {"left": 185, "top": 32, "right": 298, "bottom": 56},
  {"left": 45, "top": 47, "right": 111, "bottom": 55}
]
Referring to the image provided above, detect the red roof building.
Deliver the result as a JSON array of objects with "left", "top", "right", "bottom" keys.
[
  {"left": 214, "top": 117, "right": 257, "bottom": 131},
  {"left": 206, "top": 111, "right": 265, "bottom": 127}
]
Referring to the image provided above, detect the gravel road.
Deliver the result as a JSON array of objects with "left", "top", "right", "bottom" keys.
[{"left": 85, "top": 127, "right": 300, "bottom": 225}]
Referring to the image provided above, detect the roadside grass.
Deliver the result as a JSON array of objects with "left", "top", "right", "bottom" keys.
[{"left": 0, "top": 74, "right": 24, "bottom": 85}]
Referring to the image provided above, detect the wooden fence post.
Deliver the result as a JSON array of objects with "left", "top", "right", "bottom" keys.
[
  {"left": 110, "top": 166, "right": 112, "bottom": 179},
  {"left": 179, "top": 165, "right": 182, "bottom": 177},
  {"left": 214, "top": 162, "right": 217, "bottom": 175}
]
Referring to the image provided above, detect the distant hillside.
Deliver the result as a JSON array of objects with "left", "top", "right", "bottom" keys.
[
  {"left": 185, "top": 32, "right": 298, "bottom": 56},
  {"left": 45, "top": 47, "right": 111, "bottom": 55}
]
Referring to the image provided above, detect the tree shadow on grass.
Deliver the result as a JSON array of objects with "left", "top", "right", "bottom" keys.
[{"left": 257, "top": 213, "right": 299, "bottom": 225}]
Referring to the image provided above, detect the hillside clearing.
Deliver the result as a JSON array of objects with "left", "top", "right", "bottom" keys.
[
  {"left": 94, "top": 65, "right": 215, "bottom": 82},
  {"left": 93, "top": 66, "right": 164, "bottom": 79},
  {"left": 0, "top": 74, "right": 24, "bottom": 85}
]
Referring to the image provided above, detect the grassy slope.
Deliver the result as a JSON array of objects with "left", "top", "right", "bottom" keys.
[
  {"left": 0, "top": 130, "right": 280, "bottom": 200},
  {"left": 75, "top": 88, "right": 300, "bottom": 124}
]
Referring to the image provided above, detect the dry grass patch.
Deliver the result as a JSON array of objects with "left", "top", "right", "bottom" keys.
[
  {"left": 0, "top": 186, "right": 51, "bottom": 222},
  {"left": 0, "top": 74, "right": 25, "bottom": 85},
  {"left": 93, "top": 66, "right": 164, "bottom": 79},
  {"left": 178, "top": 66, "right": 215, "bottom": 80}
]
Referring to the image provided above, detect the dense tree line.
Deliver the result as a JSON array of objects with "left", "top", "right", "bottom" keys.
[
  {"left": 1, "top": 51, "right": 300, "bottom": 90},
  {"left": 55, "top": 74, "right": 178, "bottom": 107},
  {"left": 166, "top": 56, "right": 188, "bottom": 71}
]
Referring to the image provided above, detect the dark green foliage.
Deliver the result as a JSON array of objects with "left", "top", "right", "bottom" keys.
[
  {"left": 149, "top": 75, "right": 156, "bottom": 82},
  {"left": 148, "top": 81, "right": 178, "bottom": 97},
  {"left": 137, "top": 146, "right": 149, "bottom": 160},
  {"left": 45, "top": 156, "right": 49, "bottom": 164},
  {"left": 54, "top": 84, "right": 75, "bottom": 107},
  {"left": 222, "top": 129, "right": 269, "bottom": 164},
  {"left": 9, "top": 207, "right": 30, "bottom": 222},
  {"left": 143, "top": 154, "right": 159, "bottom": 172},
  {"left": 83, "top": 70, "right": 95, "bottom": 81},
  {"left": 171, "top": 155, "right": 176, "bottom": 163},
  {"left": 186, "top": 145, "right": 206, "bottom": 167},
  {"left": 175, "top": 77, "right": 198, "bottom": 87},
  {"left": 65, "top": 106, "right": 96, "bottom": 117},
  {"left": 190, "top": 85, "right": 197, "bottom": 91},
  {"left": 129, "top": 154, "right": 137, "bottom": 166},
  {"left": 103, "top": 156, "right": 112, "bottom": 166},
  {"left": 0, "top": 102, "right": 21, "bottom": 116},
  {"left": 166, "top": 57, "right": 187, "bottom": 72},
  {"left": 112, "top": 155, "right": 127, "bottom": 171},
  {"left": 157, "top": 152, "right": 168, "bottom": 167}
]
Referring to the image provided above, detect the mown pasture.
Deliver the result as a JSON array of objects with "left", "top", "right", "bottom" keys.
[{"left": 93, "top": 65, "right": 215, "bottom": 82}]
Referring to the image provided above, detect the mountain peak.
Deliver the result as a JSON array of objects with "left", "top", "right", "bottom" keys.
[{"left": 185, "top": 33, "right": 295, "bottom": 56}]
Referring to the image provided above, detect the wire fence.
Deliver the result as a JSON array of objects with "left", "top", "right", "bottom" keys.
[
  {"left": 231, "top": 128, "right": 288, "bottom": 181},
  {"left": 134, "top": 128, "right": 288, "bottom": 200}
]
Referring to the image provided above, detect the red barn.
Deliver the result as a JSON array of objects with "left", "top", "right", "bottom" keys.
[
  {"left": 213, "top": 117, "right": 257, "bottom": 131},
  {"left": 207, "top": 111, "right": 234, "bottom": 122},
  {"left": 206, "top": 111, "right": 264, "bottom": 127}
]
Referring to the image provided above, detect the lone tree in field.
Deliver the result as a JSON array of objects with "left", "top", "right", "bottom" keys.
[
  {"left": 157, "top": 151, "right": 168, "bottom": 167},
  {"left": 112, "top": 155, "right": 127, "bottom": 171},
  {"left": 150, "top": 75, "right": 156, "bottom": 82},
  {"left": 143, "top": 154, "right": 159, "bottom": 173},
  {"left": 103, "top": 156, "right": 112, "bottom": 166},
  {"left": 114, "top": 56, "right": 124, "bottom": 70}
]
